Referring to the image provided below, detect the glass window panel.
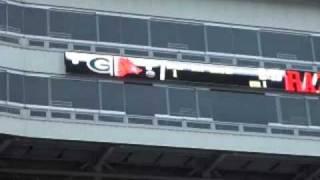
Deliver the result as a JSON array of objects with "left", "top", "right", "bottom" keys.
[
  {"left": 187, "top": 122, "right": 211, "bottom": 129},
  {"left": 50, "top": 11, "right": 96, "bottom": 41},
  {"left": 211, "top": 91, "right": 277, "bottom": 124},
  {"left": 24, "top": 76, "right": 48, "bottom": 106},
  {"left": 307, "top": 99, "right": 320, "bottom": 126},
  {"left": 0, "top": 72, "right": 6, "bottom": 101},
  {"left": 207, "top": 26, "right": 233, "bottom": 54},
  {"left": 121, "top": 17, "right": 148, "bottom": 45},
  {"left": 232, "top": 28, "right": 259, "bottom": 56},
  {"left": 169, "top": 88, "right": 197, "bottom": 117},
  {"left": 151, "top": 21, "right": 177, "bottom": 49},
  {"left": 51, "top": 112, "right": 70, "bottom": 119},
  {"left": 176, "top": 23, "right": 205, "bottom": 51},
  {"left": 71, "top": 13, "right": 96, "bottom": 41},
  {"left": 125, "top": 84, "right": 167, "bottom": 116},
  {"left": 101, "top": 82, "right": 124, "bottom": 112},
  {"left": 51, "top": 79, "right": 99, "bottom": 109},
  {"left": 99, "top": 15, "right": 121, "bottom": 43},
  {"left": 30, "top": 110, "right": 46, "bottom": 117},
  {"left": 151, "top": 21, "right": 204, "bottom": 51},
  {"left": 49, "top": 11, "right": 72, "bottom": 37},
  {"left": 237, "top": 59, "right": 259, "bottom": 67},
  {"left": 198, "top": 90, "right": 212, "bottom": 118},
  {"left": 0, "top": 3, "right": 6, "bottom": 29},
  {"left": 261, "top": 32, "right": 312, "bottom": 61},
  {"left": 8, "top": 4, "right": 23, "bottom": 32},
  {"left": 9, "top": 73, "right": 23, "bottom": 103},
  {"left": 280, "top": 97, "right": 308, "bottom": 125},
  {"left": 23, "top": 7, "right": 47, "bottom": 35}
]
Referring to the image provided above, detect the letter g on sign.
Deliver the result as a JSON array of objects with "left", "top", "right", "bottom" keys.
[{"left": 87, "top": 58, "right": 112, "bottom": 74}]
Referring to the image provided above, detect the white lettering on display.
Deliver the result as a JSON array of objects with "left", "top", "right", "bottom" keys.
[
  {"left": 65, "top": 52, "right": 114, "bottom": 75},
  {"left": 65, "top": 52, "right": 286, "bottom": 87}
]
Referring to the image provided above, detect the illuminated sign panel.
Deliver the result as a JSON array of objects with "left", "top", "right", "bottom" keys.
[
  {"left": 285, "top": 70, "right": 320, "bottom": 94},
  {"left": 64, "top": 52, "right": 317, "bottom": 94}
]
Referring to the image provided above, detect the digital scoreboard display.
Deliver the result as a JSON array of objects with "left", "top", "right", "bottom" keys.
[{"left": 64, "top": 51, "right": 318, "bottom": 94}]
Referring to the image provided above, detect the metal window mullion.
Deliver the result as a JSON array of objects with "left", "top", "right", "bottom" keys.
[
  {"left": 48, "top": 78, "right": 52, "bottom": 106},
  {"left": 204, "top": 25, "right": 210, "bottom": 63},
  {"left": 46, "top": 8, "right": 50, "bottom": 36},
  {"left": 98, "top": 80, "right": 102, "bottom": 110},
  {"left": 96, "top": 14, "right": 100, "bottom": 42},
  {"left": 147, "top": 19, "right": 153, "bottom": 57},
  {"left": 6, "top": 72, "right": 9, "bottom": 102},
  {"left": 22, "top": 75, "right": 25, "bottom": 104},
  {"left": 166, "top": 87, "right": 170, "bottom": 115},
  {"left": 310, "top": 36, "right": 317, "bottom": 63},
  {"left": 195, "top": 89, "right": 200, "bottom": 118},
  {"left": 5, "top": 2, "right": 8, "bottom": 31},
  {"left": 147, "top": 19, "right": 151, "bottom": 47},
  {"left": 21, "top": 5, "right": 25, "bottom": 34},
  {"left": 275, "top": 96, "right": 283, "bottom": 124},
  {"left": 122, "top": 83, "right": 127, "bottom": 113},
  {"left": 204, "top": 25, "right": 208, "bottom": 53},
  {"left": 257, "top": 31, "right": 263, "bottom": 57},
  {"left": 305, "top": 98, "right": 312, "bottom": 126}
]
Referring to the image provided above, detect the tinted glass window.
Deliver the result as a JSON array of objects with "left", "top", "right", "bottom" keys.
[
  {"left": 23, "top": 7, "right": 47, "bottom": 36},
  {"left": 24, "top": 76, "right": 48, "bottom": 105},
  {"left": 50, "top": 11, "right": 96, "bottom": 41},
  {"left": 121, "top": 17, "right": 148, "bottom": 45},
  {"left": 49, "top": 11, "right": 71, "bottom": 38},
  {"left": 169, "top": 88, "right": 197, "bottom": 117},
  {"left": 0, "top": 72, "right": 6, "bottom": 101},
  {"left": 151, "top": 21, "right": 205, "bottom": 51},
  {"left": 280, "top": 98, "right": 308, "bottom": 125},
  {"left": 211, "top": 91, "right": 277, "bottom": 124},
  {"left": 99, "top": 15, "right": 121, "bottom": 43},
  {"left": 8, "top": 4, "right": 23, "bottom": 32},
  {"left": 101, "top": 82, "right": 124, "bottom": 112},
  {"left": 198, "top": 90, "right": 213, "bottom": 118},
  {"left": 308, "top": 99, "right": 320, "bottom": 126},
  {"left": 151, "top": 21, "right": 176, "bottom": 49},
  {"left": 0, "top": 3, "right": 6, "bottom": 29},
  {"left": 9, "top": 74, "right": 24, "bottom": 103},
  {"left": 177, "top": 23, "right": 205, "bottom": 51},
  {"left": 207, "top": 26, "right": 233, "bottom": 54},
  {"left": 51, "top": 79, "right": 99, "bottom": 109},
  {"left": 233, "top": 28, "right": 259, "bottom": 56},
  {"left": 125, "top": 84, "right": 167, "bottom": 116},
  {"left": 261, "top": 32, "right": 312, "bottom": 61}
]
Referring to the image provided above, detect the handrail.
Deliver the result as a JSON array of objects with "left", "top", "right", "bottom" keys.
[{"left": 0, "top": 100, "right": 319, "bottom": 140}]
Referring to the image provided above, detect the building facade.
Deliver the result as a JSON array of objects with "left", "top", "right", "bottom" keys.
[{"left": 0, "top": 0, "right": 320, "bottom": 179}]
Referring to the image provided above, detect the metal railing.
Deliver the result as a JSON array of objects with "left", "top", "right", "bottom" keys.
[
  {"left": 0, "top": 30, "right": 318, "bottom": 74},
  {"left": 0, "top": 101, "right": 319, "bottom": 140}
]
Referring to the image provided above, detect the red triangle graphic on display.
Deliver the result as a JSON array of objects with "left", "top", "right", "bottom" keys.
[{"left": 117, "top": 57, "right": 143, "bottom": 77}]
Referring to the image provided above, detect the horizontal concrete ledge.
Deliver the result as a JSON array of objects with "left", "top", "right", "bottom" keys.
[
  {"left": 1, "top": 115, "right": 320, "bottom": 157},
  {"left": 18, "top": 0, "right": 320, "bottom": 32}
]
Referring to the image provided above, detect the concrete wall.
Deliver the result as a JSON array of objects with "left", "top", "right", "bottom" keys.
[
  {"left": 17, "top": 0, "right": 320, "bottom": 33},
  {"left": 0, "top": 44, "right": 65, "bottom": 74}
]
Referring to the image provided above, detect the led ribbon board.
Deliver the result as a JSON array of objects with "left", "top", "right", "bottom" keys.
[{"left": 64, "top": 51, "right": 318, "bottom": 94}]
